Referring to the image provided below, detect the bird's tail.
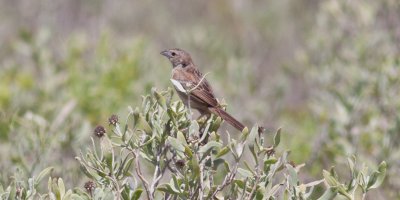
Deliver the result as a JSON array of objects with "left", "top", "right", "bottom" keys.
[{"left": 209, "top": 107, "right": 245, "bottom": 131}]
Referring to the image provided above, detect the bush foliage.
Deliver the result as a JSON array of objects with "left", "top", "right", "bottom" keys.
[{"left": 0, "top": 89, "right": 386, "bottom": 199}]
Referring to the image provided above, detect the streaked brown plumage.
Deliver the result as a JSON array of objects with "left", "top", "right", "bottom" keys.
[{"left": 160, "top": 48, "right": 245, "bottom": 131}]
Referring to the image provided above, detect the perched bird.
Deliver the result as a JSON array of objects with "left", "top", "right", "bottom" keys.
[{"left": 160, "top": 48, "right": 245, "bottom": 131}]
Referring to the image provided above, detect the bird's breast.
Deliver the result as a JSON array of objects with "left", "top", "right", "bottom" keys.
[{"left": 172, "top": 68, "right": 191, "bottom": 82}]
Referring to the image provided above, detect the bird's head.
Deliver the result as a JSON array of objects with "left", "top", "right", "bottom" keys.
[{"left": 160, "top": 48, "right": 193, "bottom": 68}]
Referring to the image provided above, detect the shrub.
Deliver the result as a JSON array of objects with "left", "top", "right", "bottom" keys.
[
  {"left": 0, "top": 89, "right": 386, "bottom": 199},
  {"left": 74, "top": 88, "right": 385, "bottom": 199}
]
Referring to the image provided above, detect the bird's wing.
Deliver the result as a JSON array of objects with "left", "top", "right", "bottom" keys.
[
  {"left": 190, "top": 82, "right": 219, "bottom": 107},
  {"left": 184, "top": 67, "right": 219, "bottom": 107}
]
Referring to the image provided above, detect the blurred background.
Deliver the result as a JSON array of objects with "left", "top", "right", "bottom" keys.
[{"left": 0, "top": 0, "right": 399, "bottom": 199}]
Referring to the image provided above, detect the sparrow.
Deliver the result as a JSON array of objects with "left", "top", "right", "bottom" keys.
[{"left": 160, "top": 48, "right": 245, "bottom": 131}]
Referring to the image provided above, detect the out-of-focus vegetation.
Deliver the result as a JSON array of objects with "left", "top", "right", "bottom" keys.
[
  {"left": 0, "top": 0, "right": 398, "bottom": 199},
  {"left": 299, "top": 1, "right": 400, "bottom": 198}
]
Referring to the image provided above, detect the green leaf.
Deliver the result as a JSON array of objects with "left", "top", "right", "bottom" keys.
[
  {"left": 184, "top": 146, "right": 193, "bottom": 158},
  {"left": 135, "top": 113, "right": 152, "bottom": 135},
  {"left": 240, "top": 127, "right": 250, "bottom": 141},
  {"left": 51, "top": 178, "right": 61, "bottom": 200},
  {"left": 367, "top": 161, "right": 387, "bottom": 190},
  {"left": 237, "top": 168, "right": 253, "bottom": 178},
  {"left": 229, "top": 140, "right": 239, "bottom": 160},
  {"left": 243, "top": 161, "right": 253, "bottom": 172},
  {"left": 216, "top": 146, "right": 230, "bottom": 158},
  {"left": 234, "top": 180, "right": 246, "bottom": 189},
  {"left": 323, "top": 170, "right": 339, "bottom": 187},
  {"left": 264, "top": 157, "right": 277, "bottom": 165},
  {"left": 122, "top": 157, "right": 134, "bottom": 177},
  {"left": 158, "top": 184, "right": 180, "bottom": 195},
  {"left": 223, "top": 160, "right": 231, "bottom": 172},
  {"left": 347, "top": 156, "right": 356, "bottom": 177},
  {"left": 273, "top": 128, "right": 281, "bottom": 148},
  {"left": 249, "top": 145, "right": 258, "bottom": 165},
  {"left": 71, "top": 188, "right": 91, "bottom": 199},
  {"left": 188, "top": 121, "right": 199, "bottom": 137},
  {"left": 58, "top": 178, "right": 66, "bottom": 198},
  {"left": 171, "top": 176, "right": 182, "bottom": 193},
  {"left": 303, "top": 179, "right": 324, "bottom": 188},
  {"left": 167, "top": 136, "right": 185, "bottom": 152},
  {"left": 69, "top": 194, "right": 87, "bottom": 200},
  {"left": 266, "top": 184, "right": 281, "bottom": 198},
  {"left": 209, "top": 117, "right": 222, "bottom": 132},
  {"left": 139, "top": 135, "right": 156, "bottom": 147},
  {"left": 47, "top": 177, "right": 52, "bottom": 195},
  {"left": 212, "top": 158, "right": 225, "bottom": 169},
  {"left": 120, "top": 191, "right": 128, "bottom": 200},
  {"left": 247, "top": 126, "right": 259, "bottom": 164},
  {"left": 255, "top": 187, "right": 265, "bottom": 200},
  {"left": 77, "top": 160, "right": 96, "bottom": 179},
  {"left": 167, "top": 107, "right": 177, "bottom": 119},
  {"left": 117, "top": 155, "right": 131, "bottom": 177},
  {"left": 93, "top": 187, "right": 114, "bottom": 200},
  {"left": 9, "top": 181, "right": 16, "bottom": 200},
  {"left": 101, "top": 136, "right": 114, "bottom": 172},
  {"left": 248, "top": 126, "right": 258, "bottom": 143},
  {"left": 131, "top": 189, "right": 143, "bottom": 200},
  {"left": 198, "top": 141, "right": 222, "bottom": 154},
  {"left": 329, "top": 167, "right": 338, "bottom": 180},
  {"left": 152, "top": 88, "right": 167, "bottom": 108},
  {"left": 323, "top": 169, "right": 352, "bottom": 199},
  {"left": 177, "top": 131, "right": 187, "bottom": 145},
  {"left": 286, "top": 164, "right": 298, "bottom": 187},
  {"left": 235, "top": 142, "right": 245, "bottom": 159},
  {"left": 35, "top": 167, "right": 54, "bottom": 187},
  {"left": 317, "top": 187, "right": 338, "bottom": 200},
  {"left": 190, "top": 156, "right": 200, "bottom": 180}
]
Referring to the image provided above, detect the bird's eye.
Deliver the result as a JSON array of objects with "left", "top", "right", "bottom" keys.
[{"left": 171, "top": 52, "right": 176, "bottom": 56}]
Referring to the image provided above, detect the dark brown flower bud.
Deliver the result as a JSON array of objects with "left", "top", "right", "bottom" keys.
[
  {"left": 94, "top": 125, "right": 106, "bottom": 138},
  {"left": 16, "top": 187, "right": 22, "bottom": 197},
  {"left": 289, "top": 161, "right": 296, "bottom": 168},
  {"left": 258, "top": 126, "right": 265, "bottom": 135},
  {"left": 187, "top": 135, "right": 199, "bottom": 144},
  {"left": 175, "top": 159, "right": 186, "bottom": 169},
  {"left": 84, "top": 181, "right": 96, "bottom": 194},
  {"left": 108, "top": 114, "right": 119, "bottom": 126},
  {"left": 266, "top": 147, "right": 275, "bottom": 157}
]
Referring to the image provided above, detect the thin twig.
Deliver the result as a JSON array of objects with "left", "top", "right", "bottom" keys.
[
  {"left": 247, "top": 170, "right": 260, "bottom": 199},
  {"left": 199, "top": 155, "right": 210, "bottom": 200},
  {"left": 134, "top": 149, "right": 152, "bottom": 199},
  {"left": 150, "top": 146, "right": 169, "bottom": 196},
  {"left": 211, "top": 139, "right": 246, "bottom": 198},
  {"left": 247, "top": 155, "right": 260, "bottom": 200},
  {"left": 191, "top": 184, "right": 201, "bottom": 199},
  {"left": 211, "top": 161, "right": 239, "bottom": 198},
  {"left": 239, "top": 178, "right": 248, "bottom": 200},
  {"left": 108, "top": 175, "right": 122, "bottom": 200}
]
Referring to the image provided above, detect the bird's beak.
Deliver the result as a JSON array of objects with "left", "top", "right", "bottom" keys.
[{"left": 160, "top": 50, "right": 171, "bottom": 58}]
